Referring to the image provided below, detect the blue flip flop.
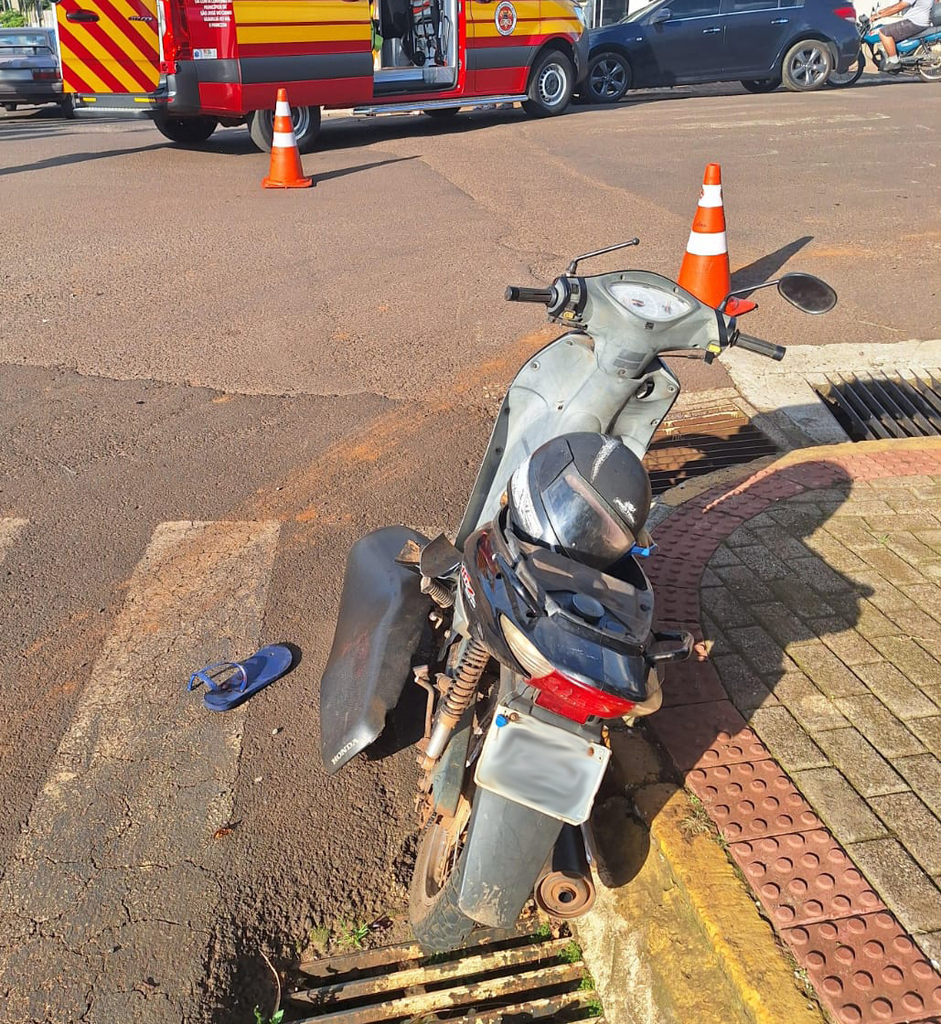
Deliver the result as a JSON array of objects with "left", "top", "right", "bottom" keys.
[{"left": 187, "top": 644, "right": 293, "bottom": 712}]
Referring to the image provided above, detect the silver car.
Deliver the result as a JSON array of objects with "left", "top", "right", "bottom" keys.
[{"left": 0, "top": 27, "right": 68, "bottom": 112}]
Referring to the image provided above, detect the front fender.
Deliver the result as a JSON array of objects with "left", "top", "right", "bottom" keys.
[{"left": 319, "top": 526, "right": 431, "bottom": 774}]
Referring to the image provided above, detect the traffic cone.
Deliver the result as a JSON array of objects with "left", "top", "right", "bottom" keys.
[
  {"left": 262, "top": 88, "right": 312, "bottom": 189},
  {"left": 678, "top": 163, "right": 755, "bottom": 316}
]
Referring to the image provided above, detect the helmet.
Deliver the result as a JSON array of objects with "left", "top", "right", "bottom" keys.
[{"left": 506, "top": 432, "right": 651, "bottom": 571}]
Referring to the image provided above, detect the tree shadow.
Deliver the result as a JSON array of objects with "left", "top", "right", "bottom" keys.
[
  {"left": 0, "top": 143, "right": 167, "bottom": 177},
  {"left": 593, "top": 458, "right": 874, "bottom": 893}
]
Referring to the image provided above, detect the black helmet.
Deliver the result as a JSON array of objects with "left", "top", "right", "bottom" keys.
[{"left": 506, "top": 432, "right": 651, "bottom": 571}]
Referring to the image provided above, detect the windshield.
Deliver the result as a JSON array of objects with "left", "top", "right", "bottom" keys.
[
  {"left": 620, "top": 0, "right": 659, "bottom": 21},
  {"left": 0, "top": 33, "right": 53, "bottom": 54}
]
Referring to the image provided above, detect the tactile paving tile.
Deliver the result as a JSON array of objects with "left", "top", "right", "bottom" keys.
[
  {"left": 782, "top": 912, "right": 941, "bottom": 1024},
  {"left": 646, "top": 699, "right": 770, "bottom": 772},
  {"left": 662, "top": 657, "right": 727, "bottom": 707},
  {"left": 686, "top": 760, "right": 822, "bottom": 842},
  {"left": 729, "top": 830, "right": 883, "bottom": 928}
]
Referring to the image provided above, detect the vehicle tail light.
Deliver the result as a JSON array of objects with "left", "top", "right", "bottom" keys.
[
  {"left": 501, "top": 615, "right": 635, "bottom": 725},
  {"left": 833, "top": 5, "right": 857, "bottom": 20},
  {"left": 160, "top": 0, "right": 191, "bottom": 65},
  {"left": 32, "top": 69, "right": 59, "bottom": 81},
  {"left": 531, "top": 670, "right": 635, "bottom": 724}
]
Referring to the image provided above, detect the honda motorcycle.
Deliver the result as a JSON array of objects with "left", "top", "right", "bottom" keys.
[
  {"left": 319, "top": 240, "right": 837, "bottom": 952},
  {"left": 828, "top": 4, "right": 941, "bottom": 85}
]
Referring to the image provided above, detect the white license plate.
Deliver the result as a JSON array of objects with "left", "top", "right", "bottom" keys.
[{"left": 474, "top": 705, "right": 610, "bottom": 825}]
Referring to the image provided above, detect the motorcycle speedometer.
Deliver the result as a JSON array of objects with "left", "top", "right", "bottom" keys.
[{"left": 607, "top": 282, "right": 693, "bottom": 322}]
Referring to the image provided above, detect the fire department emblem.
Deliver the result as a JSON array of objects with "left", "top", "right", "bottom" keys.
[{"left": 495, "top": 1, "right": 517, "bottom": 35}]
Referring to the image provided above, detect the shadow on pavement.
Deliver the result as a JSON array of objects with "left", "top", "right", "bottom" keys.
[
  {"left": 0, "top": 143, "right": 167, "bottom": 177},
  {"left": 731, "top": 235, "right": 814, "bottom": 293}
]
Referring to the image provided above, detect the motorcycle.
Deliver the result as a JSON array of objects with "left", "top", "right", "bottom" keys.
[
  {"left": 828, "top": 4, "right": 941, "bottom": 85},
  {"left": 318, "top": 241, "right": 837, "bottom": 952}
]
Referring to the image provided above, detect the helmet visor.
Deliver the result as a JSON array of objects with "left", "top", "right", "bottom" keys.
[{"left": 543, "top": 468, "right": 635, "bottom": 568}]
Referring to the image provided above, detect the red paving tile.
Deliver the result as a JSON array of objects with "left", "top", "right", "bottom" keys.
[
  {"left": 662, "top": 657, "right": 727, "bottom": 707},
  {"left": 686, "top": 759, "right": 822, "bottom": 842},
  {"left": 729, "top": 830, "right": 884, "bottom": 928},
  {"left": 647, "top": 699, "right": 769, "bottom": 771},
  {"left": 782, "top": 912, "right": 941, "bottom": 1024}
]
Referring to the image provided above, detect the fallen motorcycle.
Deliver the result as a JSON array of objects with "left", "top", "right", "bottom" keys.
[
  {"left": 828, "top": 5, "right": 941, "bottom": 85},
  {"left": 319, "top": 241, "right": 837, "bottom": 952}
]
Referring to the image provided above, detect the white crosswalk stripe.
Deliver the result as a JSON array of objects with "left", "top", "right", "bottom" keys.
[{"left": 0, "top": 519, "right": 281, "bottom": 1022}]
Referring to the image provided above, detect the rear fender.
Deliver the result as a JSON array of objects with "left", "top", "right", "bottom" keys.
[
  {"left": 319, "top": 526, "right": 431, "bottom": 774},
  {"left": 456, "top": 789, "right": 563, "bottom": 927}
]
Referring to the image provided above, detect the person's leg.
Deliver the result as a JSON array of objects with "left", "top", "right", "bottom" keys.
[{"left": 878, "top": 30, "right": 899, "bottom": 59}]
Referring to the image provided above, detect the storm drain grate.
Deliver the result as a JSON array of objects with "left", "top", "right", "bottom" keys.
[
  {"left": 810, "top": 369, "right": 941, "bottom": 442},
  {"left": 646, "top": 400, "right": 779, "bottom": 495},
  {"left": 286, "top": 927, "right": 601, "bottom": 1023}
]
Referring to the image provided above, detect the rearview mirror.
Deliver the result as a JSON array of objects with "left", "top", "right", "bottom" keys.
[
  {"left": 651, "top": 8, "right": 672, "bottom": 22},
  {"left": 777, "top": 273, "right": 837, "bottom": 315}
]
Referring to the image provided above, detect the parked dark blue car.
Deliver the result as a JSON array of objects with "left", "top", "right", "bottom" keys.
[{"left": 583, "top": 0, "right": 860, "bottom": 100}]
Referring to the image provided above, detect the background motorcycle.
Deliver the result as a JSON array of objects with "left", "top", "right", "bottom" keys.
[
  {"left": 829, "top": 4, "right": 941, "bottom": 84},
  {"left": 319, "top": 242, "right": 837, "bottom": 951}
]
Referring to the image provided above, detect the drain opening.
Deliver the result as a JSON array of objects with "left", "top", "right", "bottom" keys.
[
  {"left": 646, "top": 402, "right": 779, "bottom": 494},
  {"left": 286, "top": 926, "right": 602, "bottom": 1023},
  {"left": 810, "top": 369, "right": 941, "bottom": 442}
]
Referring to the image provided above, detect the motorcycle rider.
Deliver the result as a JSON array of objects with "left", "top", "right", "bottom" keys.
[{"left": 870, "top": 0, "right": 934, "bottom": 67}]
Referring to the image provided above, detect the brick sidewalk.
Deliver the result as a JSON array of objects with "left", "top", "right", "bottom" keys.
[{"left": 645, "top": 439, "right": 941, "bottom": 1024}]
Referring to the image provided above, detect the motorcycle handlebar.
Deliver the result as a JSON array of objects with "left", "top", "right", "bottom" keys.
[
  {"left": 505, "top": 285, "right": 554, "bottom": 304},
  {"left": 734, "top": 333, "right": 787, "bottom": 361}
]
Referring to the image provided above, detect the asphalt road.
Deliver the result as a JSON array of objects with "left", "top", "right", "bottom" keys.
[{"left": 0, "top": 76, "right": 939, "bottom": 1024}]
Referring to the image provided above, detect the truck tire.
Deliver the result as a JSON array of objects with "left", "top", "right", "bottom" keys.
[
  {"left": 781, "top": 39, "right": 833, "bottom": 91},
  {"left": 153, "top": 114, "right": 218, "bottom": 144},
  {"left": 522, "top": 49, "right": 575, "bottom": 117},
  {"left": 248, "top": 104, "right": 321, "bottom": 154},
  {"left": 423, "top": 107, "right": 461, "bottom": 118}
]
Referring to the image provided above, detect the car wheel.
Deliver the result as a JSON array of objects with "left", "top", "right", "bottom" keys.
[
  {"left": 153, "top": 114, "right": 218, "bottom": 145},
  {"left": 59, "top": 96, "right": 76, "bottom": 119},
  {"left": 741, "top": 78, "right": 781, "bottom": 93},
  {"left": 781, "top": 39, "right": 833, "bottom": 91},
  {"left": 3, "top": 102, "right": 17, "bottom": 112},
  {"left": 423, "top": 106, "right": 461, "bottom": 118},
  {"left": 827, "top": 51, "right": 864, "bottom": 86},
  {"left": 248, "top": 104, "right": 321, "bottom": 153},
  {"left": 586, "top": 51, "right": 632, "bottom": 103},
  {"left": 522, "top": 49, "right": 576, "bottom": 117}
]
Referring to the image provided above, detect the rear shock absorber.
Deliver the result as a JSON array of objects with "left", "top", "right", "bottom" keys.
[{"left": 419, "top": 637, "right": 489, "bottom": 769}]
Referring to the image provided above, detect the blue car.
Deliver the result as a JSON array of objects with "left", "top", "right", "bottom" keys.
[{"left": 583, "top": 0, "right": 861, "bottom": 100}]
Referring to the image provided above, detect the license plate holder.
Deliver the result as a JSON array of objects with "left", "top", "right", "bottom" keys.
[{"left": 474, "top": 705, "right": 610, "bottom": 825}]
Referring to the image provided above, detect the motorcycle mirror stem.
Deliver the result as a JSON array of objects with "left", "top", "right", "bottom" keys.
[
  {"left": 565, "top": 237, "right": 641, "bottom": 275},
  {"left": 720, "top": 272, "right": 837, "bottom": 316}
]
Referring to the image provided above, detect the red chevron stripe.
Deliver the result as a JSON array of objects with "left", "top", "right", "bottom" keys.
[
  {"left": 58, "top": 23, "right": 130, "bottom": 92},
  {"left": 76, "top": 19, "right": 157, "bottom": 90},
  {"left": 93, "top": 0, "right": 159, "bottom": 62}
]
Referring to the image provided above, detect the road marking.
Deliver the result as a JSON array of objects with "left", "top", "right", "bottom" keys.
[
  {"left": 0, "top": 519, "right": 281, "bottom": 1020},
  {"left": 0, "top": 517, "right": 27, "bottom": 562}
]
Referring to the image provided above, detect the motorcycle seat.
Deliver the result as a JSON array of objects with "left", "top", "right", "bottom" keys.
[{"left": 900, "top": 25, "right": 940, "bottom": 41}]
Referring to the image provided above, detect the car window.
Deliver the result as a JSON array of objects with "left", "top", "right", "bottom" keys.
[
  {"left": 725, "top": 0, "right": 778, "bottom": 9},
  {"left": 621, "top": 0, "right": 660, "bottom": 20},
  {"left": 0, "top": 33, "right": 53, "bottom": 54},
  {"left": 662, "top": 0, "right": 722, "bottom": 16}
]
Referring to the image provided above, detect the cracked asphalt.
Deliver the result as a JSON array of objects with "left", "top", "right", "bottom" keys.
[{"left": 0, "top": 76, "right": 939, "bottom": 1023}]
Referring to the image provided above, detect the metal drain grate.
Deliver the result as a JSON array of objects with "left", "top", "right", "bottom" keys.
[
  {"left": 810, "top": 369, "right": 941, "bottom": 442},
  {"left": 646, "top": 398, "right": 779, "bottom": 494},
  {"left": 286, "top": 927, "right": 601, "bottom": 1023}
]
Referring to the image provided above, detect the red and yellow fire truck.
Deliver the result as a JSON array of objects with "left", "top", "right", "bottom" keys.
[{"left": 55, "top": 0, "right": 587, "bottom": 149}]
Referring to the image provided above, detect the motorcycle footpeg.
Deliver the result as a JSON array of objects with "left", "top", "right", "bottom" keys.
[{"left": 648, "top": 629, "right": 694, "bottom": 664}]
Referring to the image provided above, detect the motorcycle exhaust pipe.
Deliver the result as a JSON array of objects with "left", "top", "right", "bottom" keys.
[{"left": 534, "top": 823, "right": 596, "bottom": 919}]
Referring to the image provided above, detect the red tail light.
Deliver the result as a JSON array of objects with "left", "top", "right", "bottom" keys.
[
  {"left": 32, "top": 69, "right": 60, "bottom": 81},
  {"left": 833, "top": 5, "right": 856, "bottom": 20},
  {"left": 160, "top": 0, "right": 191, "bottom": 64},
  {"left": 531, "top": 670, "right": 635, "bottom": 724}
]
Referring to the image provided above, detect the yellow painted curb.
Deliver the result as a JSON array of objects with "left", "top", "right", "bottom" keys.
[{"left": 634, "top": 784, "right": 824, "bottom": 1024}]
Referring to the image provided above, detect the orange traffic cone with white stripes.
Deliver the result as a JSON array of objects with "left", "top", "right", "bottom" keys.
[
  {"left": 262, "top": 88, "right": 312, "bottom": 189},
  {"left": 678, "top": 163, "right": 755, "bottom": 316}
]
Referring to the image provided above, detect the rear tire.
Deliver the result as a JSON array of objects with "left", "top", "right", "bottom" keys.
[
  {"left": 741, "top": 77, "right": 781, "bottom": 92},
  {"left": 827, "top": 51, "right": 864, "bottom": 86},
  {"left": 409, "top": 819, "right": 477, "bottom": 953},
  {"left": 781, "top": 39, "right": 833, "bottom": 91},
  {"left": 152, "top": 114, "right": 218, "bottom": 144},
  {"left": 522, "top": 49, "right": 575, "bottom": 117},
  {"left": 918, "top": 45, "right": 941, "bottom": 81},
  {"left": 248, "top": 104, "right": 321, "bottom": 153}
]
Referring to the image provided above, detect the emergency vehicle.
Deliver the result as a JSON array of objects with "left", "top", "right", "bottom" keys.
[{"left": 55, "top": 0, "right": 588, "bottom": 150}]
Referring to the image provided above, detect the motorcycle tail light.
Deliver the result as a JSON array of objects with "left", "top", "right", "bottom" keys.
[
  {"left": 501, "top": 615, "right": 635, "bottom": 724},
  {"left": 531, "top": 670, "right": 635, "bottom": 724},
  {"left": 833, "top": 5, "right": 856, "bottom": 20}
]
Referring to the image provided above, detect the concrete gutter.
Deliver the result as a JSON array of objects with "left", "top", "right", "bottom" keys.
[{"left": 576, "top": 730, "right": 823, "bottom": 1024}]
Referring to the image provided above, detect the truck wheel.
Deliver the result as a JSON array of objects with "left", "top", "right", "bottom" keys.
[
  {"left": 3, "top": 103, "right": 17, "bottom": 112},
  {"left": 248, "top": 104, "right": 321, "bottom": 154},
  {"left": 59, "top": 96, "right": 76, "bottom": 119},
  {"left": 781, "top": 40, "right": 833, "bottom": 91},
  {"left": 423, "top": 107, "right": 461, "bottom": 118},
  {"left": 153, "top": 114, "right": 218, "bottom": 144},
  {"left": 522, "top": 49, "right": 575, "bottom": 117}
]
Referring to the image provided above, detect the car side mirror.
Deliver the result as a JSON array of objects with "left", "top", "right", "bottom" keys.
[{"left": 651, "top": 8, "right": 672, "bottom": 23}]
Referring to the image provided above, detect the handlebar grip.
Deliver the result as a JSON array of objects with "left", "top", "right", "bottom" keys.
[
  {"left": 505, "top": 285, "right": 554, "bottom": 304},
  {"left": 735, "top": 333, "right": 786, "bottom": 361}
]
